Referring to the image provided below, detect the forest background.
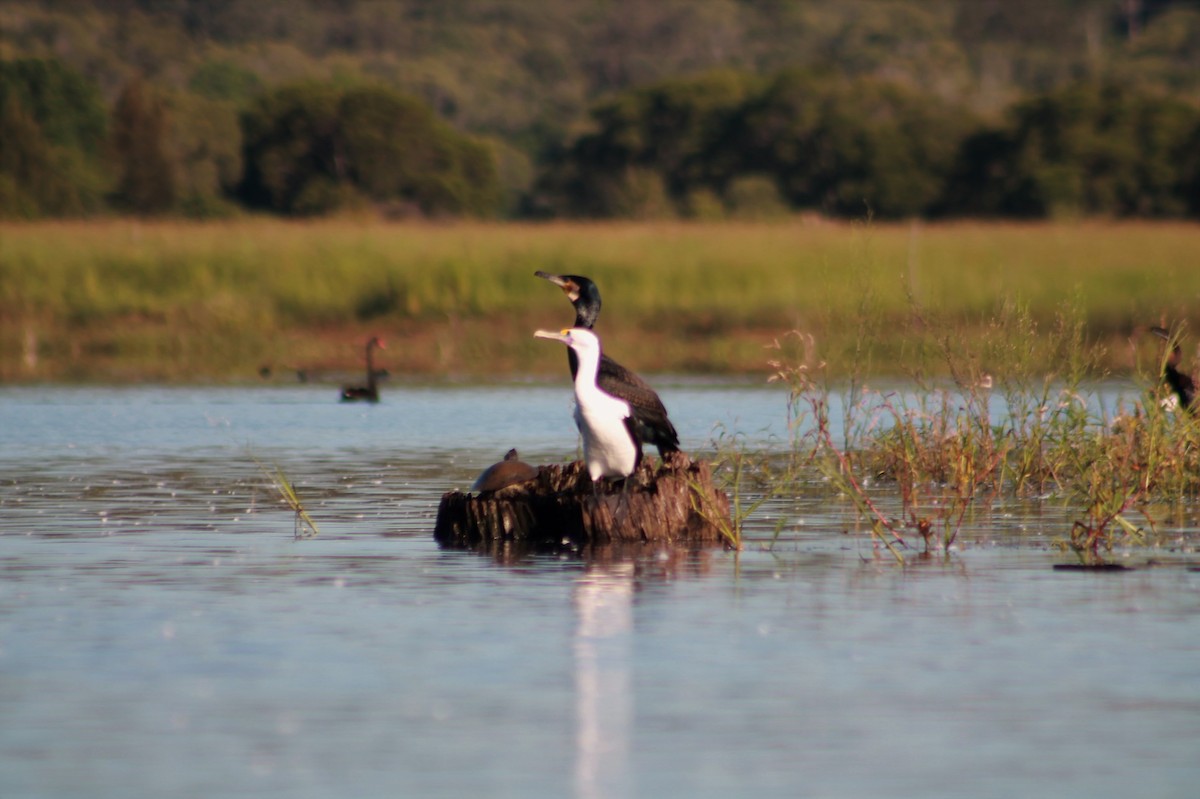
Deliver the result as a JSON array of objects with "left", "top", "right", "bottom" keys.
[{"left": 2, "top": 0, "right": 1200, "bottom": 381}]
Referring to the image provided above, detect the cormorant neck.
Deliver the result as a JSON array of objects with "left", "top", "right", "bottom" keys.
[
  {"left": 571, "top": 342, "right": 602, "bottom": 396},
  {"left": 573, "top": 301, "right": 600, "bottom": 330}
]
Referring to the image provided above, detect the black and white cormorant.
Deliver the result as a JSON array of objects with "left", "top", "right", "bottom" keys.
[
  {"left": 535, "top": 327, "right": 641, "bottom": 484},
  {"left": 340, "top": 336, "right": 385, "bottom": 403},
  {"left": 1150, "top": 326, "right": 1196, "bottom": 414},
  {"left": 535, "top": 271, "right": 680, "bottom": 456},
  {"left": 471, "top": 448, "right": 539, "bottom": 493}
]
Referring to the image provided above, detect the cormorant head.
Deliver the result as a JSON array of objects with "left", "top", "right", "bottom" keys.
[
  {"left": 535, "top": 271, "right": 601, "bottom": 328},
  {"left": 1150, "top": 326, "right": 1183, "bottom": 367},
  {"left": 367, "top": 336, "right": 386, "bottom": 350}
]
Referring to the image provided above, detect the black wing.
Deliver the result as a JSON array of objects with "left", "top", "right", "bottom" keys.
[
  {"left": 621, "top": 414, "right": 644, "bottom": 475},
  {"left": 1151, "top": 327, "right": 1197, "bottom": 413},
  {"left": 598, "top": 353, "right": 680, "bottom": 456},
  {"left": 1166, "top": 366, "right": 1197, "bottom": 413}
]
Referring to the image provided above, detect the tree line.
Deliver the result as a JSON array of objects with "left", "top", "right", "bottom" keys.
[
  {"left": 2, "top": 56, "right": 1199, "bottom": 221},
  {"left": 535, "top": 70, "right": 1200, "bottom": 220},
  {"left": 0, "top": 58, "right": 502, "bottom": 219}
]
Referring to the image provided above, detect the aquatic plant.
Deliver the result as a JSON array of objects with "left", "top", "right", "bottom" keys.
[
  {"left": 696, "top": 429, "right": 792, "bottom": 551},
  {"left": 755, "top": 291, "right": 1200, "bottom": 560},
  {"left": 256, "top": 458, "right": 320, "bottom": 539}
]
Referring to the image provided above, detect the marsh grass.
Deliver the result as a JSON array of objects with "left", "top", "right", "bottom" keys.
[
  {"left": 4, "top": 219, "right": 1200, "bottom": 381},
  {"left": 693, "top": 429, "right": 794, "bottom": 550},
  {"left": 730, "top": 292, "right": 1200, "bottom": 564}
]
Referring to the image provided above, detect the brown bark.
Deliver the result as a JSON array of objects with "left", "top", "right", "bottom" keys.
[{"left": 434, "top": 452, "right": 732, "bottom": 556}]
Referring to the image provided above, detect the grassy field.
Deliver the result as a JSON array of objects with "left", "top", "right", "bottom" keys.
[{"left": 3, "top": 218, "right": 1199, "bottom": 384}]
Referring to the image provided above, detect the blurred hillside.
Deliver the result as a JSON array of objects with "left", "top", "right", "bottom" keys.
[{"left": 3, "top": 0, "right": 1200, "bottom": 219}]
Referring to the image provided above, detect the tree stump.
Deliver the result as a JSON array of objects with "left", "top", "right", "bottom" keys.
[{"left": 434, "top": 452, "right": 732, "bottom": 556}]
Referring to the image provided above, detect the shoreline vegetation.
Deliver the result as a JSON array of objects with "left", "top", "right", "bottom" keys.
[
  {"left": 7, "top": 216, "right": 1199, "bottom": 560},
  {"left": 4, "top": 218, "right": 1198, "bottom": 385},
  {"left": 750, "top": 321, "right": 1200, "bottom": 563}
]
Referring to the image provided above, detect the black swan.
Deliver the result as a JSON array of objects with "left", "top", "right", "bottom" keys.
[{"left": 340, "top": 336, "right": 385, "bottom": 403}]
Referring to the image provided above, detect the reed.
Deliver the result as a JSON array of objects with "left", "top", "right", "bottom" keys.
[
  {"left": 693, "top": 428, "right": 793, "bottom": 550},
  {"left": 255, "top": 458, "right": 320, "bottom": 539},
  {"left": 4, "top": 218, "right": 1200, "bottom": 382},
  {"left": 750, "top": 299, "right": 1200, "bottom": 562}
]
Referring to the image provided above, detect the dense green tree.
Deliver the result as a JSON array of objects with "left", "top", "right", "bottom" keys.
[
  {"left": 1180, "top": 122, "right": 1200, "bottom": 216},
  {"left": 0, "top": 95, "right": 53, "bottom": 218},
  {"left": 739, "top": 74, "right": 974, "bottom": 218},
  {"left": 939, "top": 129, "right": 1031, "bottom": 217},
  {"left": 537, "top": 70, "right": 755, "bottom": 217},
  {"left": 238, "top": 82, "right": 343, "bottom": 213},
  {"left": 111, "top": 76, "right": 177, "bottom": 214},
  {"left": 0, "top": 58, "right": 109, "bottom": 217},
  {"left": 188, "top": 60, "right": 263, "bottom": 103},
  {"left": 540, "top": 70, "right": 974, "bottom": 219},
  {"left": 0, "top": 58, "right": 107, "bottom": 154},
  {"left": 239, "top": 82, "right": 502, "bottom": 216},
  {"left": 942, "top": 81, "right": 1200, "bottom": 218},
  {"left": 167, "top": 92, "right": 244, "bottom": 216}
]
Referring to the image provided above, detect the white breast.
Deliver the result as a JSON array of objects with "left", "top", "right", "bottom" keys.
[
  {"left": 575, "top": 394, "right": 637, "bottom": 481},
  {"left": 554, "top": 326, "right": 639, "bottom": 482}
]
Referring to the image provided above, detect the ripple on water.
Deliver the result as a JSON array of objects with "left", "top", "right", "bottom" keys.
[{"left": 2, "top": 386, "right": 1200, "bottom": 799}]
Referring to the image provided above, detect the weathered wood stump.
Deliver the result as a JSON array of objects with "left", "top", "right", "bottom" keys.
[{"left": 434, "top": 452, "right": 732, "bottom": 555}]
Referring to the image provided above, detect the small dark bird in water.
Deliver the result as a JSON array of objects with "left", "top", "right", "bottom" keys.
[
  {"left": 534, "top": 270, "right": 680, "bottom": 457},
  {"left": 471, "top": 448, "right": 539, "bottom": 493},
  {"left": 340, "top": 336, "right": 385, "bottom": 403},
  {"left": 535, "top": 327, "right": 641, "bottom": 486},
  {"left": 1150, "top": 326, "right": 1196, "bottom": 414}
]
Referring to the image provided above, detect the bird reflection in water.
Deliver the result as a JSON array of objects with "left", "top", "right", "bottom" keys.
[
  {"left": 573, "top": 563, "right": 634, "bottom": 799},
  {"left": 569, "top": 550, "right": 711, "bottom": 798}
]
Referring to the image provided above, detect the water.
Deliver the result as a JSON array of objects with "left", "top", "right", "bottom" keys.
[{"left": 1, "top": 384, "right": 1198, "bottom": 799}]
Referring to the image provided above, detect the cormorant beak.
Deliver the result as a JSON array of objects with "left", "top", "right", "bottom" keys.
[
  {"left": 534, "top": 270, "right": 580, "bottom": 302},
  {"left": 534, "top": 328, "right": 572, "bottom": 344}
]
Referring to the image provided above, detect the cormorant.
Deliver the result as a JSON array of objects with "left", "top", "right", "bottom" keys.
[
  {"left": 340, "top": 336, "right": 385, "bottom": 403},
  {"left": 535, "top": 327, "right": 641, "bottom": 484},
  {"left": 1150, "top": 327, "right": 1196, "bottom": 414},
  {"left": 471, "top": 449, "right": 539, "bottom": 493},
  {"left": 535, "top": 271, "right": 680, "bottom": 456}
]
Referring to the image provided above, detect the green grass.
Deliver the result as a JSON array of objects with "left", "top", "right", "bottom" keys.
[
  {"left": 741, "top": 303, "right": 1200, "bottom": 565},
  {"left": 3, "top": 218, "right": 1199, "bottom": 382}
]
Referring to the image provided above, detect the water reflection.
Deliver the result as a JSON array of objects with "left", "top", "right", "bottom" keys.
[{"left": 573, "top": 564, "right": 634, "bottom": 799}]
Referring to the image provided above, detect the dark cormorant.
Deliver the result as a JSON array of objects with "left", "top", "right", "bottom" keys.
[
  {"left": 1150, "top": 327, "right": 1196, "bottom": 414},
  {"left": 535, "top": 327, "right": 641, "bottom": 483},
  {"left": 535, "top": 271, "right": 680, "bottom": 456},
  {"left": 340, "top": 336, "right": 385, "bottom": 403},
  {"left": 471, "top": 449, "right": 539, "bottom": 493}
]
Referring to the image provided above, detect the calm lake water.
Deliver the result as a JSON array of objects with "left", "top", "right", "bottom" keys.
[{"left": 1, "top": 383, "right": 1198, "bottom": 799}]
